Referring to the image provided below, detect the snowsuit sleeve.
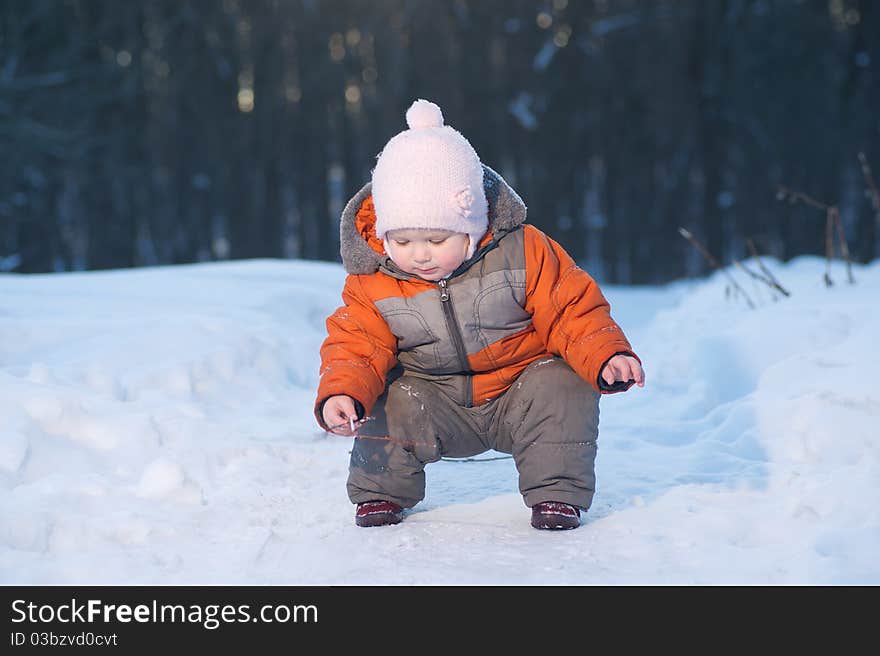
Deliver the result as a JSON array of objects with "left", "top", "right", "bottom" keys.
[
  {"left": 314, "top": 274, "right": 398, "bottom": 428},
  {"left": 523, "top": 224, "right": 639, "bottom": 394}
]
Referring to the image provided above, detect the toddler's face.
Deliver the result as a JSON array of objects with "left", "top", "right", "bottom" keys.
[{"left": 385, "top": 229, "right": 470, "bottom": 281}]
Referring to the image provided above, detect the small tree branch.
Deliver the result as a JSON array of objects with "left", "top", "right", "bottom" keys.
[
  {"left": 678, "top": 227, "right": 755, "bottom": 309},
  {"left": 824, "top": 208, "right": 835, "bottom": 286},
  {"left": 830, "top": 207, "right": 855, "bottom": 284},
  {"left": 733, "top": 258, "right": 776, "bottom": 295},
  {"left": 745, "top": 239, "right": 791, "bottom": 297},
  {"left": 777, "top": 185, "right": 830, "bottom": 211},
  {"left": 778, "top": 184, "right": 850, "bottom": 287}
]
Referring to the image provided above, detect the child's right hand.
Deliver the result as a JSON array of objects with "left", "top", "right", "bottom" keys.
[{"left": 322, "top": 394, "right": 359, "bottom": 435}]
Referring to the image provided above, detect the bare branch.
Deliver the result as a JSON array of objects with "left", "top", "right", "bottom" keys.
[
  {"left": 824, "top": 208, "right": 835, "bottom": 286},
  {"left": 777, "top": 185, "right": 851, "bottom": 287},
  {"left": 678, "top": 227, "right": 755, "bottom": 309},
  {"left": 776, "top": 185, "right": 830, "bottom": 211},
  {"left": 734, "top": 258, "right": 777, "bottom": 296},
  {"left": 746, "top": 239, "right": 790, "bottom": 297},
  {"left": 830, "top": 207, "right": 855, "bottom": 284},
  {"left": 736, "top": 255, "right": 789, "bottom": 299}
]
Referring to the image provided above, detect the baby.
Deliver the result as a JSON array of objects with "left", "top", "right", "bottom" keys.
[{"left": 316, "top": 99, "right": 643, "bottom": 530}]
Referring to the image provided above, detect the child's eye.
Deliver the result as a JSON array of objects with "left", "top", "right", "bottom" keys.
[
  {"left": 393, "top": 240, "right": 409, "bottom": 246},
  {"left": 429, "top": 238, "right": 447, "bottom": 245}
]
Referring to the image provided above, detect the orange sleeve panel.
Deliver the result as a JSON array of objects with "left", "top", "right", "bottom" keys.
[
  {"left": 523, "top": 224, "right": 639, "bottom": 393},
  {"left": 315, "top": 274, "right": 398, "bottom": 426}
]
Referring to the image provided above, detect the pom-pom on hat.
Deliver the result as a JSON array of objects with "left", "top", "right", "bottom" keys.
[{"left": 371, "top": 99, "right": 489, "bottom": 260}]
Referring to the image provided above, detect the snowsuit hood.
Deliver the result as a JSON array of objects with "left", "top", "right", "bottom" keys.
[{"left": 339, "top": 165, "right": 527, "bottom": 275}]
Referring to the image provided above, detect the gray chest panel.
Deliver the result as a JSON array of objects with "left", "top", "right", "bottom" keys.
[{"left": 373, "top": 229, "right": 530, "bottom": 374}]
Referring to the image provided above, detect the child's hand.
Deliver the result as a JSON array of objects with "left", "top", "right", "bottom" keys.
[
  {"left": 601, "top": 354, "right": 645, "bottom": 389},
  {"left": 322, "top": 394, "right": 360, "bottom": 435}
]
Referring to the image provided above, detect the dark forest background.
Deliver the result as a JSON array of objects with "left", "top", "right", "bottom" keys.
[{"left": 1, "top": 0, "right": 878, "bottom": 283}]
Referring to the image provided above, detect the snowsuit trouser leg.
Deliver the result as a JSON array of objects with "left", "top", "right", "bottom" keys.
[
  {"left": 346, "top": 370, "right": 488, "bottom": 508},
  {"left": 490, "top": 357, "right": 600, "bottom": 511},
  {"left": 346, "top": 357, "right": 600, "bottom": 512}
]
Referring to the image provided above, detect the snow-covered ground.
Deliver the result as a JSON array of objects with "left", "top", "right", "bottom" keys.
[{"left": 1, "top": 255, "right": 877, "bottom": 585}]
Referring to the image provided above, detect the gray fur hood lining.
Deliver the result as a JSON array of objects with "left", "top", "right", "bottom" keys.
[{"left": 338, "top": 164, "right": 527, "bottom": 275}]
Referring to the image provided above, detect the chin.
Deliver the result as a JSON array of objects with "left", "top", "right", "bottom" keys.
[{"left": 408, "top": 266, "right": 446, "bottom": 280}]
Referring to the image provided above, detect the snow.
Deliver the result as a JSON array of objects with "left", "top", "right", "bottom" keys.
[{"left": 1, "top": 255, "right": 878, "bottom": 585}]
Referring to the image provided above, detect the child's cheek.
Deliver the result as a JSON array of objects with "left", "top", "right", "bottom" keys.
[
  {"left": 446, "top": 246, "right": 466, "bottom": 269},
  {"left": 386, "top": 244, "right": 405, "bottom": 267}
]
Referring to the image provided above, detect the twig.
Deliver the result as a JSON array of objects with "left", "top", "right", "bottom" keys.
[
  {"left": 858, "top": 152, "right": 880, "bottom": 225},
  {"left": 746, "top": 239, "right": 790, "bottom": 297},
  {"left": 678, "top": 227, "right": 755, "bottom": 309},
  {"left": 326, "top": 416, "right": 375, "bottom": 434},
  {"left": 776, "top": 185, "right": 829, "bottom": 211},
  {"left": 824, "top": 208, "right": 835, "bottom": 286},
  {"left": 777, "top": 185, "right": 853, "bottom": 286},
  {"left": 733, "top": 259, "right": 773, "bottom": 298},
  {"left": 441, "top": 455, "right": 513, "bottom": 462},
  {"left": 733, "top": 258, "right": 789, "bottom": 299},
  {"left": 830, "top": 207, "right": 855, "bottom": 284}
]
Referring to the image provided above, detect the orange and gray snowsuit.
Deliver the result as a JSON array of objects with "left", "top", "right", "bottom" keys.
[{"left": 315, "top": 166, "right": 639, "bottom": 511}]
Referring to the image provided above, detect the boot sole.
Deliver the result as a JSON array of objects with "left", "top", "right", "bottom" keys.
[
  {"left": 531, "top": 512, "right": 580, "bottom": 530},
  {"left": 355, "top": 512, "right": 403, "bottom": 527}
]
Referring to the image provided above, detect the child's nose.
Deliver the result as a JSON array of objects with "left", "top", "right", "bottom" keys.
[{"left": 413, "top": 245, "right": 432, "bottom": 262}]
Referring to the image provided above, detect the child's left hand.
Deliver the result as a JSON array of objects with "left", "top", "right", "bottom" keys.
[{"left": 601, "top": 354, "right": 645, "bottom": 389}]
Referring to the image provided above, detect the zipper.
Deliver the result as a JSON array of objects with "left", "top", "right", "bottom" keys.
[{"left": 438, "top": 278, "right": 473, "bottom": 407}]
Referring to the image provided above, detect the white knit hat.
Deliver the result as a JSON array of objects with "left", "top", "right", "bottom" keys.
[{"left": 372, "top": 99, "right": 489, "bottom": 260}]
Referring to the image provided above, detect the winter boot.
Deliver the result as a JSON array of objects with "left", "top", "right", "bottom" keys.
[
  {"left": 530, "top": 501, "right": 581, "bottom": 530},
  {"left": 355, "top": 500, "right": 404, "bottom": 527}
]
